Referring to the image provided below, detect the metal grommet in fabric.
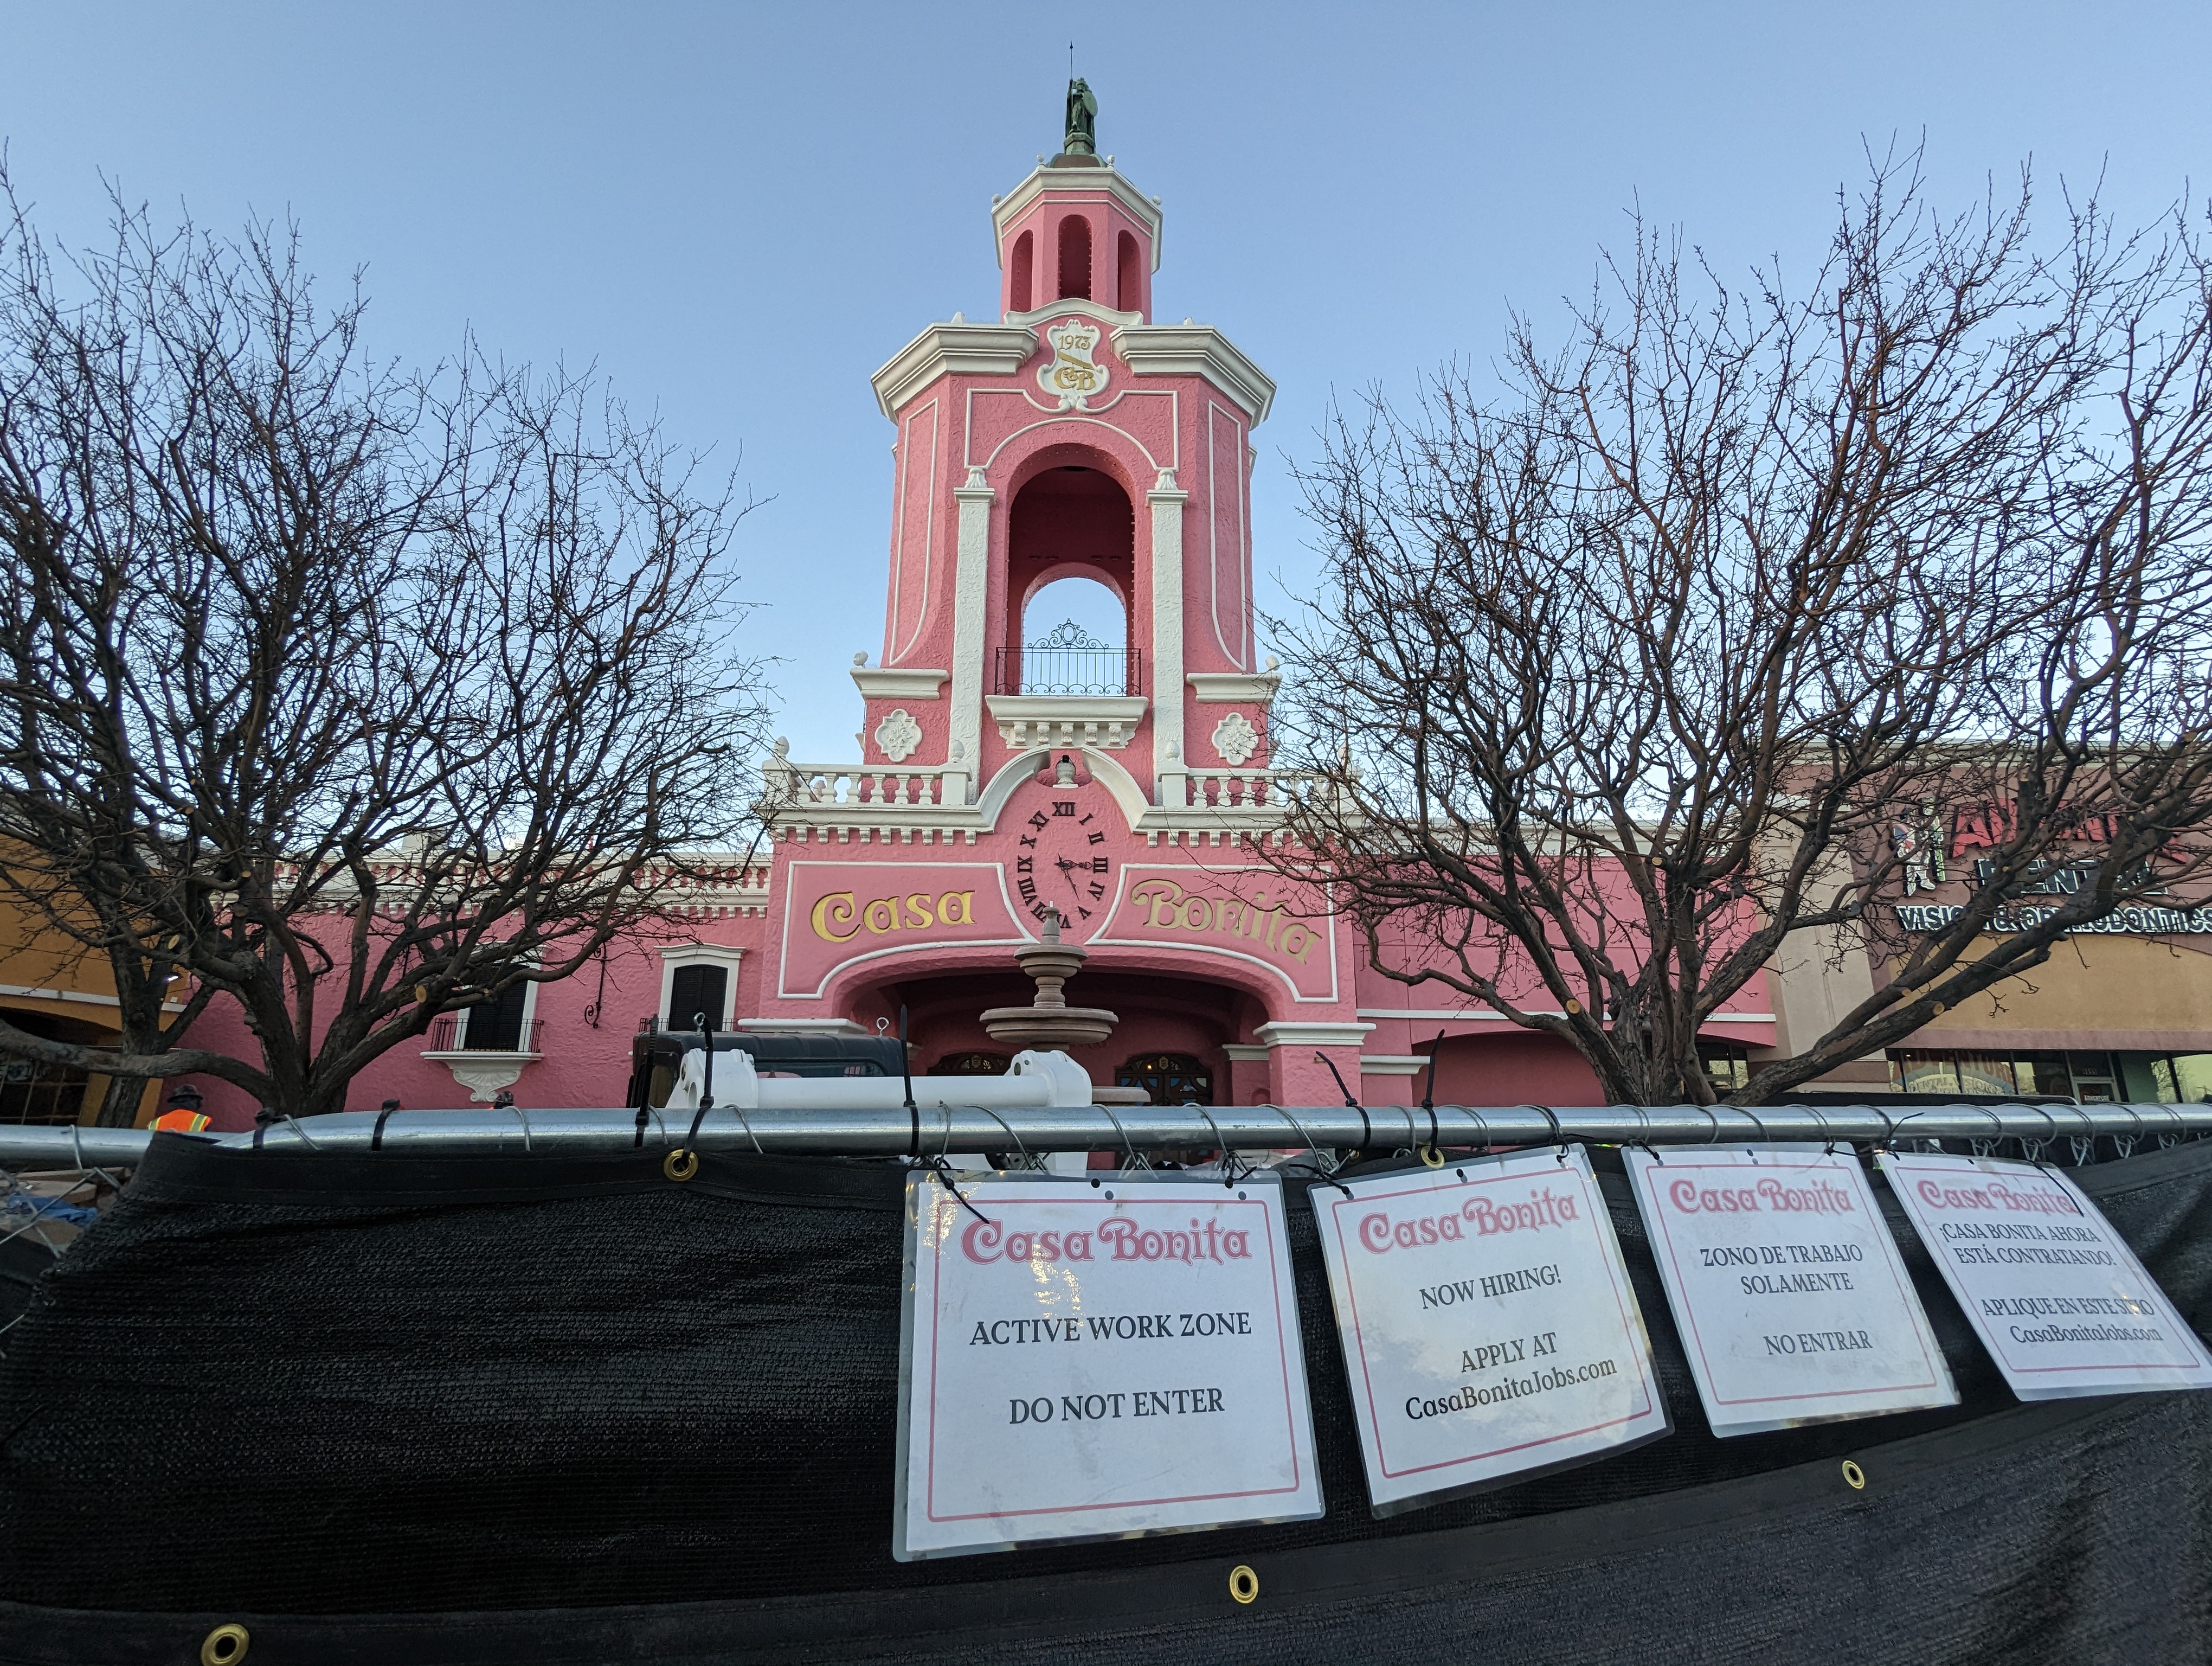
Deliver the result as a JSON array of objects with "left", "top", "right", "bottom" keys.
[
  {"left": 1841, "top": 1459, "right": 1867, "bottom": 1491},
  {"left": 663, "top": 1149, "right": 699, "bottom": 1182},
  {"left": 1228, "top": 1564, "right": 1259, "bottom": 1605},
  {"left": 1420, "top": 1145, "right": 1445, "bottom": 1169},
  {"left": 201, "top": 1623, "right": 250, "bottom": 1665}
]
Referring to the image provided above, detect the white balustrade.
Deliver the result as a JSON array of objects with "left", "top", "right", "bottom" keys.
[
  {"left": 1157, "top": 767, "right": 1303, "bottom": 811},
  {"left": 765, "top": 761, "right": 970, "bottom": 812}
]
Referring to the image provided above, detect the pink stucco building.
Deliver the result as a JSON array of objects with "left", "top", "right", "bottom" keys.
[{"left": 177, "top": 127, "right": 1782, "bottom": 1129}]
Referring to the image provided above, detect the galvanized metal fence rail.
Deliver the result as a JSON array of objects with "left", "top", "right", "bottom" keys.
[{"left": 3, "top": 1101, "right": 2208, "bottom": 1171}]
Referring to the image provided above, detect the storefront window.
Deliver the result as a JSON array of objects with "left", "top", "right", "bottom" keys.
[
  {"left": 1698, "top": 1043, "right": 1751, "bottom": 1093},
  {"left": 1953, "top": 1054, "right": 2017, "bottom": 1096},
  {"left": 0, "top": 1052, "right": 91, "bottom": 1125},
  {"left": 1891, "top": 1052, "right": 1961, "bottom": 1095},
  {"left": 1888, "top": 1049, "right": 2081, "bottom": 1098},
  {"left": 2148, "top": 1054, "right": 2212, "bottom": 1104}
]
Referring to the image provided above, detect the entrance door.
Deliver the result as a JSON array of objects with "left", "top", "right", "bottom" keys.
[{"left": 1117, "top": 1052, "right": 1214, "bottom": 1107}]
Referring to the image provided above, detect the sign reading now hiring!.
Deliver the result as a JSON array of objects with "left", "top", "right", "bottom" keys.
[
  {"left": 1624, "top": 1146, "right": 1957, "bottom": 1437},
  {"left": 1311, "top": 1146, "right": 1669, "bottom": 1515},
  {"left": 1878, "top": 1151, "right": 2212, "bottom": 1402},
  {"left": 893, "top": 1174, "right": 1323, "bottom": 1560}
]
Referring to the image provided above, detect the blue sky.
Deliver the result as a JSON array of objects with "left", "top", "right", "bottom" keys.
[{"left": 4, "top": 2, "right": 2205, "bottom": 761}]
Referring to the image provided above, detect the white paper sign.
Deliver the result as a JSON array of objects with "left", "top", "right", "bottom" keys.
[
  {"left": 893, "top": 1172, "right": 1323, "bottom": 1559},
  {"left": 1879, "top": 1151, "right": 2212, "bottom": 1401},
  {"left": 1310, "top": 1146, "right": 1669, "bottom": 1515},
  {"left": 1623, "top": 1145, "right": 1957, "bottom": 1436}
]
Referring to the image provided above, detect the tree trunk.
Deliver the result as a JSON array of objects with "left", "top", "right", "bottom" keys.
[{"left": 93, "top": 1072, "right": 148, "bottom": 1129}]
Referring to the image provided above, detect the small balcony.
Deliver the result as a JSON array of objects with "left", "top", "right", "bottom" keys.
[
  {"left": 423, "top": 1013, "right": 543, "bottom": 1055},
  {"left": 994, "top": 640, "right": 1142, "bottom": 697},
  {"left": 420, "top": 1011, "right": 543, "bottom": 1105}
]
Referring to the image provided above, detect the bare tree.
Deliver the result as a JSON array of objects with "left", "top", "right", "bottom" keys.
[
  {"left": 0, "top": 173, "right": 768, "bottom": 1122},
  {"left": 1270, "top": 152, "right": 2212, "bottom": 1106}
]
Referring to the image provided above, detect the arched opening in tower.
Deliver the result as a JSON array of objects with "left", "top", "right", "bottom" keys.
[
  {"left": 1057, "top": 215, "right": 1092, "bottom": 302},
  {"left": 1002, "top": 464, "right": 1135, "bottom": 695},
  {"left": 1008, "top": 230, "right": 1034, "bottom": 314},
  {"left": 1116, "top": 231, "right": 1142, "bottom": 313}
]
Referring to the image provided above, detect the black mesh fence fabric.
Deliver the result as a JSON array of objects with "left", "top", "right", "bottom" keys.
[{"left": 1, "top": 1134, "right": 2210, "bottom": 1663}]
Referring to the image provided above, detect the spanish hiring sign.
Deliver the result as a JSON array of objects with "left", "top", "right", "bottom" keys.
[
  {"left": 1879, "top": 1151, "right": 2212, "bottom": 1401},
  {"left": 893, "top": 1173, "right": 1323, "bottom": 1559}
]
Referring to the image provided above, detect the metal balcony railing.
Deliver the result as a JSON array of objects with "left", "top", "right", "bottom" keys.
[
  {"left": 425, "top": 1014, "right": 544, "bottom": 1055},
  {"left": 995, "top": 645, "right": 1142, "bottom": 696}
]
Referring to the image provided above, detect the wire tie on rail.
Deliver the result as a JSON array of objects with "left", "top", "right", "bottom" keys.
[
  {"left": 978, "top": 1104, "right": 1036, "bottom": 1172},
  {"left": 1097, "top": 1103, "right": 1148, "bottom": 1172},
  {"left": 1267, "top": 1104, "right": 1351, "bottom": 1194}
]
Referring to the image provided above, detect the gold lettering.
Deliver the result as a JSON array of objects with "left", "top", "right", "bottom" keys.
[
  {"left": 1180, "top": 897, "right": 1213, "bottom": 932},
  {"left": 864, "top": 898, "right": 899, "bottom": 935},
  {"left": 905, "top": 892, "right": 936, "bottom": 928},
  {"left": 1133, "top": 879, "right": 1182, "bottom": 929},
  {"left": 938, "top": 890, "right": 974, "bottom": 926},
  {"left": 1279, "top": 923, "right": 1314, "bottom": 963},
  {"left": 809, "top": 892, "right": 860, "bottom": 943}
]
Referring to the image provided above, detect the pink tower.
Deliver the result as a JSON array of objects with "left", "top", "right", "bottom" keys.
[{"left": 748, "top": 89, "right": 1377, "bottom": 1108}]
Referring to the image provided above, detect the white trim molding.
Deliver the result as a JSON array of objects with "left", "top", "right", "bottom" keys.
[
  {"left": 987, "top": 694, "right": 1148, "bottom": 751},
  {"left": 1357, "top": 1055, "right": 1432, "bottom": 1076},
  {"left": 872, "top": 324, "right": 1035, "bottom": 419},
  {"left": 1221, "top": 1043, "right": 1272, "bottom": 1063},
  {"left": 991, "top": 165, "right": 1163, "bottom": 268},
  {"left": 658, "top": 945, "right": 746, "bottom": 1030},
  {"left": 1113, "top": 325, "right": 1276, "bottom": 425},
  {"left": 852, "top": 667, "right": 949, "bottom": 701},
  {"left": 1253, "top": 1021, "right": 1374, "bottom": 1050},
  {"left": 738, "top": 1017, "right": 874, "bottom": 1039},
  {"left": 417, "top": 1054, "right": 537, "bottom": 1104},
  {"left": 1148, "top": 477, "right": 1187, "bottom": 800},
  {"left": 0, "top": 982, "right": 187, "bottom": 1014},
  {"left": 1187, "top": 671, "right": 1281, "bottom": 704}
]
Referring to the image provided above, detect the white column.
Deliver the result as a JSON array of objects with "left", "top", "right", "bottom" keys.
[
  {"left": 1147, "top": 471, "right": 1188, "bottom": 806},
  {"left": 950, "top": 469, "right": 995, "bottom": 804}
]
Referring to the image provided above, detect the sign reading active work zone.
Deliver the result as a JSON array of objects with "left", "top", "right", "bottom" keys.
[
  {"left": 1625, "top": 1147, "right": 1957, "bottom": 1437},
  {"left": 1879, "top": 1152, "right": 2212, "bottom": 1401},
  {"left": 893, "top": 1174, "right": 1323, "bottom": 1559},
  {"left": 1311, "top": 1146, "right": 1669, "bottom": 1515}
]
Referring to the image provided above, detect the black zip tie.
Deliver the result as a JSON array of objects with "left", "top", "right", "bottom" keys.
[
  {"left": 1279, "top": 1156, "right": 1355, "bottom": 1199},
  {"left": 1420, "top": 1029, "right": 1444, "bottom": 1114},
  {"left": 1532, "top": 1103, "right": 1567, "bottom": 1159},
  {"left": 371, "top": 1104, "right": 398, "bottom": 1152},
  {"left": 923, "top": 1155, "right": 990, "bottom": 1225},
  {"left": 1424, "top": 1104, "right": 1441, "bottom": 1165},
  {"left": 1313, "top": 1050, "right": 1372, "bottom": 1151},
  {"left": 901, "top": 1003, "right": 920, "bottom": 1158}
]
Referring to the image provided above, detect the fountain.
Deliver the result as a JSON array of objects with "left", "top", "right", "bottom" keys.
[{"left": 979, "top": 906, "right": 1120, "bottom": 1053}]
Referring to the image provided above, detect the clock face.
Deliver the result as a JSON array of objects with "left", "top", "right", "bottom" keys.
[{"left": 1012, "top": 791, "right": 1113, "bottom": 926}]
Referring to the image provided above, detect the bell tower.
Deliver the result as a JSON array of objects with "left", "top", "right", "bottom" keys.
[
  {"left": 755, "top": 90, "right": 1366, "bottom": 1110},
  {"left": 850, "top": 85, "right": 1279, "bottom": 823}
]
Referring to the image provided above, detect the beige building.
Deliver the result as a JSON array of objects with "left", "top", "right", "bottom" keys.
[{"left": 0, "top": 885, "right": 165, "bottom": 1128}]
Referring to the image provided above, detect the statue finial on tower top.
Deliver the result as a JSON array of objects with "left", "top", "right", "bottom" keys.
[{"left": 1056, "top": 77, "right": 1100, "bottom": 165}]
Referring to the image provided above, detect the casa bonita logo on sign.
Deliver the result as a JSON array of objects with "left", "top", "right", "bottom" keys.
[{"left": 1038, "top": 318, "right": 1109, "bottom": 410}]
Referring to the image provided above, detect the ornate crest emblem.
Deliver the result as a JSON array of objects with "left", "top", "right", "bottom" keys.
[
  {"left": 873, "top": 707, "right": 923, "bottom": 762},
  {"left": 1038, "top": 318, "right": 1110, "bottom": 411}
]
